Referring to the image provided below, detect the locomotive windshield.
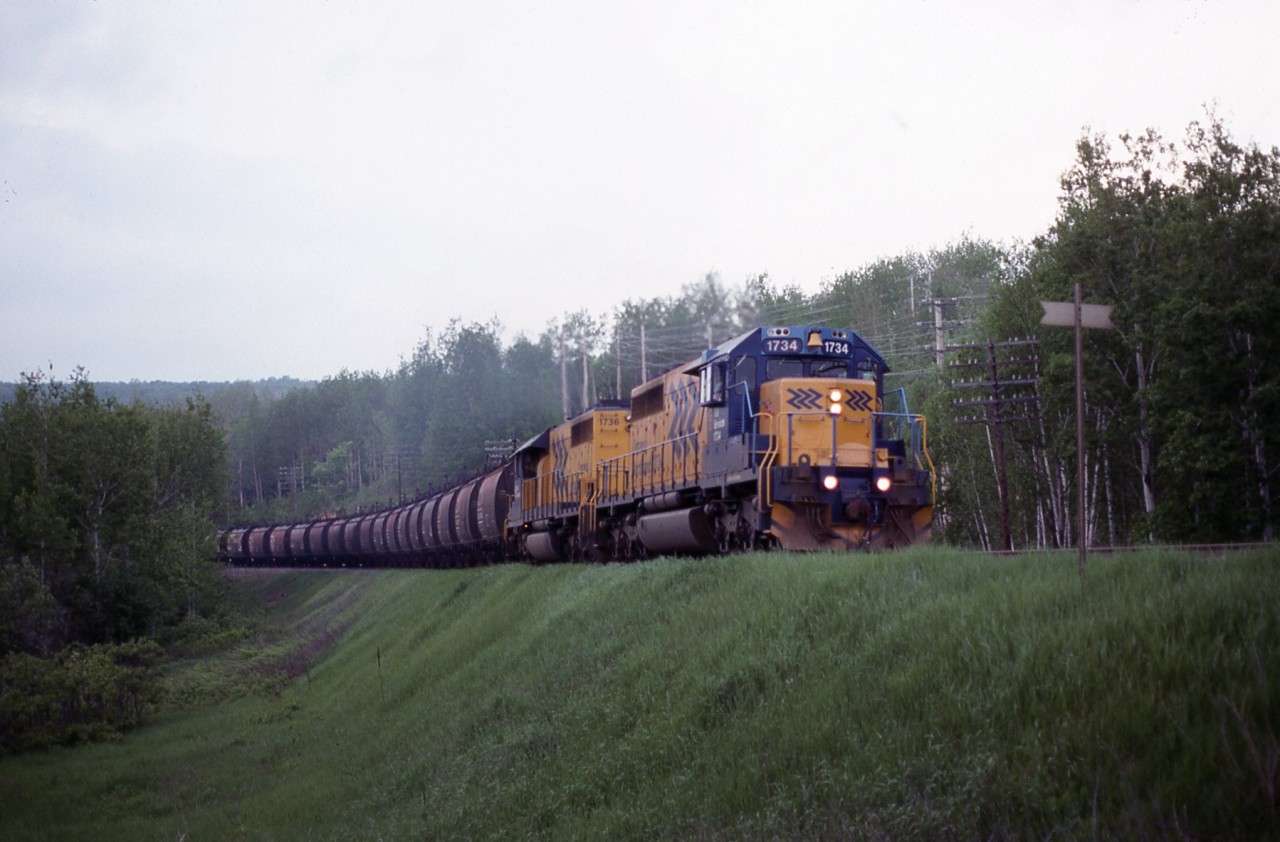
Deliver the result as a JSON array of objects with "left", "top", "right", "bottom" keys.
[
  {"left": 812, "top": 360, "right": 850, "bottom": 378},
  {"left": 692, "top": 325, "right": 888, "bottom": 408},
  {"left": 765, "top": 358, "right": 804, "bottom": 379}
]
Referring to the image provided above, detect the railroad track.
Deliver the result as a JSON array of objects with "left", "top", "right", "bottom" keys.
[{"left": 987, "top": 542, "right": 1275, "bottom": 557}]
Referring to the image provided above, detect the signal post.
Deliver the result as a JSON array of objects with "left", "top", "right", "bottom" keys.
[{"left": 1041, "top": 284, "right": 1115, "bottom": 581}]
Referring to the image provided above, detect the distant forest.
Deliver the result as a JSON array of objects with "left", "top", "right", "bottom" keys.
[{"left": 0, "top": 377, "right": 311, "bottom": 409}]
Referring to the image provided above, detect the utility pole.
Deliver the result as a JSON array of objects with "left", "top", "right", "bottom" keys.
[
  {"left": 930, "top": 295, "right": 990, "bottom": 373},
  {"left": 559, "top": 325, "right": 570, "bottom": 420},
  {"left": 276, "top": 465, "right": 303, "bottom": 497},
  {"left": 383, "top": 448, "right": 414, "bottom": 504},
  {"left": 277, "top": 464, "right": 303, "bottom": 520},
  {"left": 934, "top": 299, "right": 946, "bottom": 369},
  {"left": 948, "top": 338, "right": 1041, "bottom": 552},
  {"left": 640, "top": 324, "right": 649, "bottom": 383},
  {"left": 484, "top": 439, "right": 516, "bottom": 470}
]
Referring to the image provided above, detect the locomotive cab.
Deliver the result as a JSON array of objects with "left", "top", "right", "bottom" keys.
[{"left": 692, "top": 326, "right": 934, "bottom": 550}]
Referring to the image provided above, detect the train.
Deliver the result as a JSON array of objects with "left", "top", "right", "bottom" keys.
[{"left": 218, "top": 325, "right": 935, "bottom": 567}]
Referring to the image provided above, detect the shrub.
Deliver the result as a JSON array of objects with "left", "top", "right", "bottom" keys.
[{"left": 0, "top": 639, "right": 164, "bottom": 753}]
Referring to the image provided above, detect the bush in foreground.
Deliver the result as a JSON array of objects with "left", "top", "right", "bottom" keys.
[{"left": 0, "top": 639, "right": 164, "bottom": 752}]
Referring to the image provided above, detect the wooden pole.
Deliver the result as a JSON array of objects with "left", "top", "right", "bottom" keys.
[
  {"left": 1075, "top": 283, "right": 1086, "bottom": 581},
  {"left": 988, "top": 337, "right": 1013, "bottom": 552},
  {"left": 640, "top": 324, "right": 648, "bottom": 383}
]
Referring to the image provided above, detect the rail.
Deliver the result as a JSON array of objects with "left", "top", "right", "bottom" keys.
[{"left": 987, "top": 542, "right": 1273, "bottom": 558}]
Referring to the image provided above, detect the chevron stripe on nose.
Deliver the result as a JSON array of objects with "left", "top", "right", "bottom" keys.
[
  {"left": 844, "top": 390, "right": 872, "bottom": 412},
  {"left": 786, "top": 388, "right": 824, "bottom": 410}
]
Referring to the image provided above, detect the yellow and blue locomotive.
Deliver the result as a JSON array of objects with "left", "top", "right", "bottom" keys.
[
  {"left": 219, "top": 325, "right": 933, "bottom": 566},
  {"left": 508, "top": 325, "right": 933, "bottom": 561}
]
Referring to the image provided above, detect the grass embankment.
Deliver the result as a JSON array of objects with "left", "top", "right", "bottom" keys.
[{"left": 0, "top": 548, "right": 1277, "bottom": 839}]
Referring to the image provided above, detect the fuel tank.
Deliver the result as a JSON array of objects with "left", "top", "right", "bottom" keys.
[{"left": 637, "top": 507, "right": 718, "bottom": 555}]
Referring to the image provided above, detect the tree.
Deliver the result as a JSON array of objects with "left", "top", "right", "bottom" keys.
[
  {"left": 0, "top": 370, "right": 229, "bottom": 651},
  {"left": 1153, "top": 118, "right": 1280, "bottom": 540},
  {"left": 552, "top": 310, "right": 605, "bottom": 418},
  {"left": 420, "top": 321, "right": 509, "bottom": 485},
  {"left": 964, "top": 115, "right": 1280, "bottom": 547},
  {"left": 736, "top": 273, "right": 806, "bottom": 327}
]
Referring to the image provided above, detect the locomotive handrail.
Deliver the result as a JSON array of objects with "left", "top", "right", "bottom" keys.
[
  {"left": 873, "top": 411, "right": 937, "bottom": 504},
  {"left": 752, "top": 407, "right": 934, "bottom": 506},
  {"left": 915, "top": 415, "right": 937, "bottom": 505},
  {"left": 731, "top": 381, "right": 756, "bottom": 453},
  {"left": 873, "top": 411, "right": 929, "bottom": 466},
  {"left": 759, "top": 405, "right": 875, "bottom": 468},
  {"left": 581, "top": 476, "right": 598, "bottom": 536},
  {"left": 781, "top": 409, "right": 864, "bottom": 467},
  {"left": 596, "top": 460, "right": 628, "bottom": 501},
  {"left": 597, "top": 432, "right": 700, "bottom": 503},
  {"left": 522, "top": 468, "right": 589, "bottom": 521},
  {"left": 754, "top": 411, "right": 777, "bottom": 511}
]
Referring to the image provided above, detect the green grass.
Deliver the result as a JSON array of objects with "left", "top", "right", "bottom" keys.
[{"left": 1, "top": 547, "right": 1277, "bottom": 840}]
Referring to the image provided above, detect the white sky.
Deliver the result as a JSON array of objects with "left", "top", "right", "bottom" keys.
[{"left": 2, "top": 0, "right": 1276, "bottom": 382}]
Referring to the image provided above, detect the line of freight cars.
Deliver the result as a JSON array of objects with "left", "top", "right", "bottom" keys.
[
  {"left": 220, "top": 466, "right": 511, "bottom": 568},
  {"left": 219, "top": 324, "right": 936, "bottom": 567}
]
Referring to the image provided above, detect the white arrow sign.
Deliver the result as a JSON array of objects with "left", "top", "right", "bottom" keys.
[{"left": 1040, "top": 300, "right": 1115, "bottom": 330}]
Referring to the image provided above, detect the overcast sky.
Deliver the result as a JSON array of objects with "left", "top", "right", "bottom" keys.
[{"left": 2, "top": 1, "right": 1276, "bottom": 383}]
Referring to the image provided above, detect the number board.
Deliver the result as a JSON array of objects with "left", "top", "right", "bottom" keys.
[
  {"left": 763, "top": 337, "right": 802, "bottom": 354},
  {"left": 762, "top": 338, "right": 852, "bottom": 356}
]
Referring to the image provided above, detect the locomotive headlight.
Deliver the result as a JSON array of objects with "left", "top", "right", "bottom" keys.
[
  {"left": 822, "top": 474, "right": 840, "bottom": 492},
  {"left": 829, "top": 389, "right": 844, "bottom": 402},
  {"left": 829, "top": 402, "right": 842, "bottom": 416},
  {"left": 875, "top": 476, "right": 892, "bottom": 493}
]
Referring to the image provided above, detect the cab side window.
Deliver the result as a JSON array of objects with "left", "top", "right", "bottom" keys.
[{"left": 700, "top": 362, "right": 726, "bottom": 406}]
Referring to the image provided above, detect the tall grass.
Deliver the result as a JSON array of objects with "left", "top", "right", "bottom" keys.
[{"left": 1, "top": 547, "right": 1276, "bottom": 839}]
